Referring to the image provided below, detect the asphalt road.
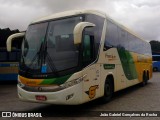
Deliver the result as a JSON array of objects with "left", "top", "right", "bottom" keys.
[{"left": 0, "top": 73, "right": 160, "bottom": 120}]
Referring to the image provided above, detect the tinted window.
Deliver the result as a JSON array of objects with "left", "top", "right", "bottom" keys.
[
  {"left": 140, "top": 41, "right": 145, "bottom": 54},
  {"left": 55, "top": 34, "right": 75, "bottom": 52},
  {"left": 118, "top": 27, "right": 128, "bottom": 49},
  {"left": 146, "top": 43, "right": 152, "bottom": 55},
  {"left": 104, "top": 20, "right": 151, "bottom": 56},
  {"left": 104, "top": 20, "right": 118, "bottom": 49},
  {"left": 9, "top": 52, "right": 17, "bottom": 61},
  {"left": 17, "top": 51, "right": 21, "bottom": 61},
  {"left": 0, "top": 52, "right": 7, "bottom": 61},
  {"left": 128, "top": 34, "right": 136, "bottom": 52},
  {"left": 83, "top": 35, "right": 93, "bottom": 62},
  {"left": 126, "top": 32, "right": 151, "bottom": 55},
  {"left": 46, "top": 16, "right": 81, "bottom": 72},
  {"left": 153, "top": 56, "right": 160, "bottom": 61},
  {"left": 85, "top": 14, "right": 104, "bottom": 56}
]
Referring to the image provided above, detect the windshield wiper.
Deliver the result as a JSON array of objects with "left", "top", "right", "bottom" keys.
[
  {"left": 25, "top": 42, "right": 43, "bottom": 73},
  {"left": 45, "top": 52, "right": 58, "bottom": 75},
  {"left": 23, "top": 39, "right": 59, "bottom": 76},
  {"left": 42, "top": 42, "right": 58, "bottom": 75},
  {"left": 20, "top": 55, "right": 25, "bottom": 67}
]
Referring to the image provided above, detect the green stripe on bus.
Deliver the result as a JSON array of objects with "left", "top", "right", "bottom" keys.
[
  {"left": 40, "top": 74, "right": 72, "bottom": 85},
  {"left": 117, "top": 48, "right": 138, "bottom": 80}
]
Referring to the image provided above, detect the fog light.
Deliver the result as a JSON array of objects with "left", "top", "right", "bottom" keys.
[{"left": 66, "top": 93, "right": 74, "bottom": 100}]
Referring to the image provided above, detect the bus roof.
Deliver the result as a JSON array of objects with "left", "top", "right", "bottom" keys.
[{"left": 31, "top": 9, "right": 106, "bottom": 24}]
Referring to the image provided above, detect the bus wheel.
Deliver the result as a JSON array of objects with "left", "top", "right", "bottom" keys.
[
  {"left": 153, "top": 67, "right": 158, "bottom": 72},
  {"left": 141, "top": 73, "right": 147, "bottom": 87},
  {"left": 146, "top": 72, "right": 149, "bottom": 85},
  {"left": 101, "top": 79, "right": 113, "bottom": 103}
]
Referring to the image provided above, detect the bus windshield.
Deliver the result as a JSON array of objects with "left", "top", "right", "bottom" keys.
[{"left": 21, "top": 16, "right": 82, "bottom": 74}]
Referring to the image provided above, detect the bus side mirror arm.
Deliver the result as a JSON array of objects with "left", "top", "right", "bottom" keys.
[
  {"left": 73, "top": 22, "right": 95, "bottom": 44},
  {"left": 6, "top": 32, "right": 25, "bottom": 52}
]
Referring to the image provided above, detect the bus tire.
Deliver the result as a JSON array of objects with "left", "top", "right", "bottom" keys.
[
  {"left": 153, "top": 67, "right": 158, "bottom": 72},
  {"left": 101, "top": 78, "right": 113, "bottom": 103},
  {"left": 141, "top": 72, "right": 147, "bottom": 87},
  {"left": 146, "top": 71, "right": 149, "bottom": 85}
]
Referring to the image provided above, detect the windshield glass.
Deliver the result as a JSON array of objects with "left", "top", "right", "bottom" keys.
[
  {"left": 20, "top": 16, "right": 82, "bottom": 74},
  {"left": 46, "top": 17, "right": 82, "bottom": 72},
  {"left": 21, "top": 23, "right": 48, "bottom": 70}
]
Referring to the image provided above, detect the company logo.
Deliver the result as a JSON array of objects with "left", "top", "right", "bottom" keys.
[
  {"left": 2, "top": 112, "right": 11, "bottom": 117},
  {"left": 1, "top": 112, "right": 42, "bottom": 118},
  {"left": 85, "top": 85, "right": 99, "bottom": 99},
  {"left": 105, "top": 53, "right": 116, "bottom": 61}
]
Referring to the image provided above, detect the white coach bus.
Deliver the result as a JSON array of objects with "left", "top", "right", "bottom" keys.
[{"left": 7, "top": 10, "right": 152, "bottom": 104}]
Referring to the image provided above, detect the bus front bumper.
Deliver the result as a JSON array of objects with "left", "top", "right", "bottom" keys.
[{"left": 17, "top": 83, "right": 83, "bottom": 105}]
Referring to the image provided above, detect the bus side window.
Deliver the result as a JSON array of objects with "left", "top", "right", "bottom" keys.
[
  {"left": 9, "top": 52, "right": 17, "bottom": 62},
  {"left": 104, "top": 20, "right": 118, "bottom": 51},
  {"left": 0, "top": 51, "right": 7, "bottom": 62},
  {"left": 17, "top": 51, "right": 21, "bottom": 61},
  {"left": 82, "top": 35, "right": 94, "bottom": 66}
]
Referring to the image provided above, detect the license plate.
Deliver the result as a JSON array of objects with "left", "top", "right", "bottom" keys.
[{"left": 35, "top": 95, "right": 47, "bottom": 101}]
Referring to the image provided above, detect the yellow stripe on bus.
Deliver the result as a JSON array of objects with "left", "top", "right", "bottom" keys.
[
  {"left": 0, "top": 67, "right": 18, "bottom": 74},
  {"left": 19, "top": 76, "right": 43, "bottom": 87}
]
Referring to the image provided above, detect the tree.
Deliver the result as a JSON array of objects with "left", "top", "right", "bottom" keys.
[{"left": 149, "top": 40, "right": 160, "bottom": 55}]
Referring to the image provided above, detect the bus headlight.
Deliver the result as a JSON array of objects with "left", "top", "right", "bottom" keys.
[
  {"left": 18, "top": 79, "right": 25, "bottom": 88},
  {"left": 60, "top": 74, "right": 86, "bottom": 89}
]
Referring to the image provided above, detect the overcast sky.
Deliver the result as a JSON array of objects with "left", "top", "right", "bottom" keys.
[{"left": 0, "top": 0, "right": 160, "bottom": 41}]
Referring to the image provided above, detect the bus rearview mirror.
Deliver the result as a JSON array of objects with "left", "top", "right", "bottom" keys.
[
  {"left": 73, "top": 22, "right": 95, "bottom": 44},
  {"left": 6, "top": 32, "right": 25, "bottom": 52}
]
